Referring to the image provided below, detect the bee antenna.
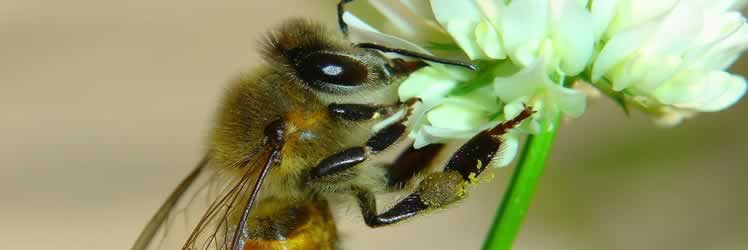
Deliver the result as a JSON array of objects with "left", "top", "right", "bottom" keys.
[
  {"left": 337, "top": 0, "right": 354, "bottom": 37},
  {"left": 356, "top": 43, "right": 478, "bottom": 71},
  {"left": 337, "top": 1, "right": 477, "bottom": 71}
]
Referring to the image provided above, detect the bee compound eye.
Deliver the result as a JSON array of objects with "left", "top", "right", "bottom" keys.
[{"left": 297, "top": 53, "right": 369, "bottom": 88}]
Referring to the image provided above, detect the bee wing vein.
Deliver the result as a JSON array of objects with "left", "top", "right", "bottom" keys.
[{"left": 132, "top": 145, "right": 276, "bottom": 250}]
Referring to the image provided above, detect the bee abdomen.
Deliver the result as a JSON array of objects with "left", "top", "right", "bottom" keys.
[{"left": 243, "top": 198, "right": 337, "bottom": 250}]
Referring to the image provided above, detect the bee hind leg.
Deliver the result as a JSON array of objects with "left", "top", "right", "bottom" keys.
[
  {"left": 354, "top": 105, "right": 535, "bottom": 227},
  {"left": 384, "top": 143, "right": 445, "bottom": 189}
]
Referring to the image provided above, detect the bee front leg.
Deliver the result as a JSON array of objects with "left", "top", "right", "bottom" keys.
[
  {"left": 309, "top": 117, "right": 406, "bottom": 180},
  {"left": 328, "top": 103, "right": 396, "bottom": 121},
  {"left": 328, "top": 97, "right": 418, "bottom": 122},
  {"left": 354, "top": 106, "right": 535, "bottom": 227},
  {"left": 309, "top": 99, "right": 418, "bottom": 181}
]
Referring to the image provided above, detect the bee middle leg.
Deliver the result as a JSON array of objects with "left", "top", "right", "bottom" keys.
[{"left": 354, "top": 106, "right": 535, "bottom": 227}]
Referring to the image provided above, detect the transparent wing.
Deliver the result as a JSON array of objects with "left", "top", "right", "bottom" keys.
[{"left": 132, "top": 147, "right": 275, "bottom": 250}]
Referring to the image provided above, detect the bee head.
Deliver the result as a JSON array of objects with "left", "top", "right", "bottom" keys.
[{"left": 262, "top": 19, "right": 401, "bottom": 95}]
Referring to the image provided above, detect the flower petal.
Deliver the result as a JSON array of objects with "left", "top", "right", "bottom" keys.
[
  {"left": 494, "top": 60, "right": 547, "bottom": 101},
  {"left": 398, "top": 67, "right": 461, "bottom": 106},
  {"left": 500, "top": 0, "right": 549, "bottom": 66},
  {"left": 430, "top": 0, "right": 487, "bottom": 59},
  {"left": 400, "top": 0, "right": 438, "bottom": 20},
  {"left": 343, "top": 12, "right": 431, "bottom": 54},
  {"left": 413, "top": 125, "right": 477, "bottom": 148},
  {"left": 549, "top": 84, "right": 587, "bottom": 118},
  {"left": 590, "top": 0, "right": 619, "bottom": 40},
  {"left": 430, "top": 0, "right": 481, "bottom": 24},
  {"left": 655, "top": 71, "right": 747, "bottom": 111},
  {"left": 427, "top": 104, "right": 487, "bottom": 131},
  {"left": 369, "top": 0, "right": 450, "bottom": 44},
  {"left": 445, "top": 20, "right": 486, "bottom": 59},
  {"left": 699, "top": 73, "right": 746, "bottom": 111},
  {"left": 442, "top": 86, "right": 501, "bottom": 112},
  {"left": 551, "top": 0, "right": 595, "bottom": 75},
  {"left": 689, "top": 12, "right": 748, "bottom": 70},
  {"left": 606, "top": 0, "right": 678, "bottom": 35},
  {"left": 591, "top": 21, "right": 657, "bottom": 84},
  {"left": 475, "top": 19, "right": 507, "bottom": 59}
]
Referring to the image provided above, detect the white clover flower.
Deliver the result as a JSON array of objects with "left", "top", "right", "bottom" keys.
[
  {"left": 591, "top": 0, "right": 748, "bottom": 125},
  {"left": 344, "top": 0, "right": 748, "bottom": 165}
]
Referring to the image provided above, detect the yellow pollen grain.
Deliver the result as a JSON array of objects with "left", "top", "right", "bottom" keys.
[
  {"left": 454, "top": 182, "right": 468, "bottom": 198},
  {"left": 468, "top": 172, "right": 480, "bottom": 185},
  {"left": 482, "top": 172, "right": 496, "bottom": 184}
]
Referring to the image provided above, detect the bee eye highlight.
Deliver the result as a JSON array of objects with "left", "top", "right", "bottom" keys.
[{"left": 297, "top": 53, "right": 368, "bottom": 89}]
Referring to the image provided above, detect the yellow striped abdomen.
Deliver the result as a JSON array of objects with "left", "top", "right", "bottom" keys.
[{"left": 243, "top": 198, "right": 337, "bottom": 250}]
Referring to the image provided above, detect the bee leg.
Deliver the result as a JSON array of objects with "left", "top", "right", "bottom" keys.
[
  {"left": 355, "top": 106, "right": 535, "bottom": 227},
  {"left": 309, "top": 121, "right": 406, "bottom": 179},
  {"left": 309, "top": 99, "right": 419, "bottom": 180},
  {"left": 328, "top": 103, "right": 395, "bottom": 121},
  {"left": 385, "top": 143, "right": 446, "bottom": 189},
  {"left": 328, "top": 96, "right": 419, "bottom": 122}
]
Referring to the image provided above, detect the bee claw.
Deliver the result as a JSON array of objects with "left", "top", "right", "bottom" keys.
[
  {"left": 404, "top": 97, "right": 422, "bottom": 106},
  {"left": 520, "top": 102, "right": 537, "bottom": 114}
]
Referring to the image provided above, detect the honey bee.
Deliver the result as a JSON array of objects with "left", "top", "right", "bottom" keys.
[{"left": 132, "top": 1, "right": 534, "bottom": 249}]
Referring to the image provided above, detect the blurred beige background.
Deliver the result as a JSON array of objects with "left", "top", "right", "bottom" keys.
[{"left": 1, "top": 1, "right": 746, "bottom": 249}]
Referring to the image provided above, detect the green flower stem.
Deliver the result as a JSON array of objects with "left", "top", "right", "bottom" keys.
[{"left": 482, "top": 113, "right": 561, "bottom": 250}]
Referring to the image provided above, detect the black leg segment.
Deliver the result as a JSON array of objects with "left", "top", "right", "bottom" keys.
[
  {"left": 386, "top": 143, "right": 446, "bottom": 188},
  {"left": 328, "top": 103, "right": 393, "bottom": 121},
  {"left": 354, "top": 105, "right": 535, "bottom": 227},
  {"left": 356, "top": 190, "right": 427, "bottom": 227},
  {"left": 310, "top": 147, "right": 367, "bottom": 179},
  {"left": 328, "top": 98, "right": 419, "bottom": 122},
  {"left": 366, "top": 123, "right": 406, "bottom": 153},
  {"left": 309, "top": 122, "right": 407, "bottom": 179},
  {"left": 309, "top": 99, "right": 419, "bottom": 180}
]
